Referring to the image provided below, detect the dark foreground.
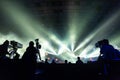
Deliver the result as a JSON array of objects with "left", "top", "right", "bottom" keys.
[{"left": 0, "top": 60, "right": 120, "bottom": 80}]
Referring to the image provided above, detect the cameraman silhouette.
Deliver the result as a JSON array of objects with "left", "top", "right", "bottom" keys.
[
  {"left": 22, "top": 41, "right": 38, "bottom": 64},
  {"left": 22, "top": 41, "right": 38, "bottom": 80},
  {"left": 96, "top": 39, "right": 115, "bottom": 77},
  {"left": 96, "top": 39, "right": 115, "bottom": 61},
  {"left": 0, "top": 40, "right": 9, "bottom": 60}
]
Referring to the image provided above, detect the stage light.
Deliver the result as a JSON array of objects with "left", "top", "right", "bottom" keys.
[
  {"left": 46, "top": 34, "right": 71, "bottom": 53},
  {"left": 58, "top": 47, "right": 65, "bottom": 55},
  {"left": 67, "top": 3, "right": 98, "bottom": 55},
  {"left": 74, "top": 9, "right": 120, "bottom": 60},
  {"left": 0, "top": 0, "right": 120, "bottom": 63},
  {"left": 1, "top": 1, "right": 59, "bottom": 58}
]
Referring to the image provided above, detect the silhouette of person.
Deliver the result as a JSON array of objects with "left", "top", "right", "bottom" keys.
[
  {"left": 64, "top": 60, "right": 68, "bottom": 64},
  {"left": 95, "top": 39, "right": 115, "bottom": 77},
  {"left": 0, "top": 40, "right": 9, "bottom": 60},
  {"left": 22, "top": 41, "right": 38, "bottom": 80},
  {"left": 76, "top": 57, "right": 83, "bottom": 64},
  {"left": 51, "top": 59, "right": 56, "bottom": 64},
  {"left": 68, "top": 62, "right": 72, "bottom": 64},
  {"left": 45, "top": 58, "right": 49, "bottom": 64},
  {"left": 22, "top": 41, "right": 38, "bottom": 64},
  {"left": 96, "top": 39, "right": 115, "bottom": 61}
]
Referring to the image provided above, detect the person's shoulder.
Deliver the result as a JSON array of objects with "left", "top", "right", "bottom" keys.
[
  {"left": 0, "top": 45, "right": 2, "bottom": 47},
  {"left": 107, "top": 45, "right": 114, "bottom": 49}
]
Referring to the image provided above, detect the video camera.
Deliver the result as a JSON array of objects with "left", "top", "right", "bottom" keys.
[
  {"left": 95, "top": 41, "right": 102, "bottom": 47},
  {"left": 10, "top": 40, "right": 23, "bottom": 48}
]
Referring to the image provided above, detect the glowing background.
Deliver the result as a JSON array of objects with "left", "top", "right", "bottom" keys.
[{"left": 0, "top": 0, "right": 120, "bottom": 63}]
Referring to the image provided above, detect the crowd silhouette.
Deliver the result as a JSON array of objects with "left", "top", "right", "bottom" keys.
[{"left": 0, "top": 39, "right": 120, "bottom": 80}]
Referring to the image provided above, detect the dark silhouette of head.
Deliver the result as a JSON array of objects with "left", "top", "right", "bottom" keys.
[
  {"left": 64, "top": 60, "right": 68, "bottom": 64},
  {"left": 45, "top": 58, "right": 49, "bottom": 64},
  {"left": 77, "top": 57, "right": 80, "bottom": 60},
  {"left": 102, "top": 39, "right": 109, "bottom": 45},
  {"left": 76, "top": 57, "right": 83, "bottom": 64},
  {"left": 95, "top": 39, "right": 109, "bottom": 48},
  {"left": 3, "top": 40, "right": 9, "bottom": 46},
  {"left": 29, "top": 41, "right": 34, "bottom": 47}
]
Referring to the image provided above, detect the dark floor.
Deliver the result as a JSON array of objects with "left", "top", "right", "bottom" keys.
[{"left": 0, "top": 60, "right": 120, "bottom": 80}]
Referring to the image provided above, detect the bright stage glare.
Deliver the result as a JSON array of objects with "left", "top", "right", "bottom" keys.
[
  {"left": 1, "top": 1, "right": 59, "bottom": 57},
  {"left": 0, "top": 0, "right": 120, "bottom": 63},
  {"left": 41, "top": 41, "right": 57, "bottom": 54},
  {"left": 87, "top": 48, "right": 100, "bottom": 58},
  {"left": 67, "top": 3, "right": 98, "bottom": 54},
  {"left": 1, "top": 1, "right": 73, "bottom": 60},
  {"left": 75, "top": 9, "right": 120, "bottom": 54},
  {"left": 48, "top": 34, "right": 71, "bottom": 53}
]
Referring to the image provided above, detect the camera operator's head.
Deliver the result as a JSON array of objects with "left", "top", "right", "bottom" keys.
[
  {"left": 102, "top": 39, "right": 109, "bottom": 45},
  {"left": 29, "top": 41, "right": 34, "bottom": 47},
  {"left": 3, "top": 40, "right": 9, "bottom": 46},
  {"left": 95, "top": 39, "right": 109, "bottom": 48}
]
